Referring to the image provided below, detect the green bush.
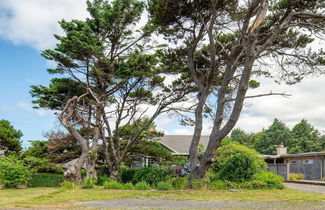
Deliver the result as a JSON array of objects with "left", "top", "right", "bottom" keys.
[
  {"left": 156, "top": 181, "right": 173, "bottom": 190},
  {"left": 82, "top": 177, "right": 96, "bottom": 189},
  {"left": 118, "top": 166, "right": 137, "bottom": 183},
  {"left": 132, "top": 166, "right": 174, "bottom": 186},
  {"left": 23, "top": 156, "right": 64, "bottom": 174},
  {"left": 253, "top": 172, "right": 284, "bottom": 189},
  {"left": 0, "top": 157, "right": 31, "bottom": 188},
  {"left": 207, "top": 171, "right": 219, "bottom": 183},
  {"left": 60, "top": 181, "right": 77, "bottom": 190},
  {"left": 211, "top": 143, "right": 266, "bottom": 173},
  {"left": 240, "top": 180, "right": 267, "bottom": 189},
  {"left": 289, "top": 173, "right": 304, "bottom": 181},
  {"left": 29, "top": 173, "right": 64, "bottom": 187},
  {"left": 103, "top": 181, "right": 123, "bottom": 189},
  {"left": 191, "top": 178, "right": 209, "bottom": 190},
  {"left": 218, "top": 153, "right": 260, "bottom": 183},
  {"left": 97, "top": 175, "right": 110, "bottom": 186},
  {"left": 169, "top": 177, "right": 188, "bottom": 189},
  {"left": 122, "top": 182, "right": 135, "bottom": 190},
  {"left": 134, "top": 182, "right": 151, "bottom": 190}
]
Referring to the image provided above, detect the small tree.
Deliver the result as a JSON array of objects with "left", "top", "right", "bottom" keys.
[{"left": 0, "top": 120, "right": 23, "bottom": 154}]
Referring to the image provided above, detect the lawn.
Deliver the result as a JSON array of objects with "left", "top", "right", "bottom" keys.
[{"left": 1, "top": 187, "right": 325, "bottom": 209}]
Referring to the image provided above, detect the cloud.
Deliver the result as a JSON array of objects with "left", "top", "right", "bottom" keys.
[
  {"left": 2, "top": 101, "right": 53, "bottom": 117},
  {"left": 0, "top": 0, "right": 88, "bottom": 50},
  {"left": 236, "top": 76, "right": 325, "bottom": 133}
]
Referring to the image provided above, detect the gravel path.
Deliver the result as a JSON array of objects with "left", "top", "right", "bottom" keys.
[
  {"left": 285, "top": 182, "right": 325, "bottom": 194},
  {"left": 73, "top": 198, "right": 325, "bottom": 209}
]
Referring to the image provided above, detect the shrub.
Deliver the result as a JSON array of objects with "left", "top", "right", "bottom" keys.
[
  {"left": 103, "top": 181, "right": 123, "bottom": 189},
  {"left": 97, "top": 175, "right": 110, "bottom": 186},
  {"left": 122, "top": 182, "right": 135, "bottom": 190},
  {"left": 23, "top": 156, "right": 64, "bottom": 174},
  {"left": 240, "top": 180, "right": 267, "bottom": 189},
  {"left": 132, "top": 166, "right": 174, "bottom": 186},
  {"left": 60, "top": 181, "right": 77, "bottom": 189},
  {"left": 82, "top": 177, "right": 96, "bottom": 189},
  {"left": 134, "top": 182, "right": 151, "bottom": 190},
  {"left": 289, "top": 173, "right": 304, "bottom": 181},
  {"left": 29, "top": 173, "right": 64, "bottom": 187},
  {"left": 0, "top": 157, "right": 31, "bottom": 188},
  {"left": 191, "top": 178, "right": 209, "bottom": 190},
  {"left": 207, "top": 171, "right": 219, "bottom": 183},
  {"left": 169, "top": 177, "right": 188, "bottom": 189},
  {"left": 218, "top": 153, "right": 260, "bottom": 183},
  {"left": 156, "top": 181, "right": 173, "bottom": 190},
  {"left": 253, "top": 172, "right": 284, "bottom": 189},
  {"left": 211, "top": 143, "right": 266, "bottom": 173},
  {"left": 118, "top": 166, "right": 137, "bottom": 183}
]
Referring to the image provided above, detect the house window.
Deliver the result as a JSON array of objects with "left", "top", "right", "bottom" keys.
[{"left": 290, "top": 160, "right": 299, "bottom": 164}]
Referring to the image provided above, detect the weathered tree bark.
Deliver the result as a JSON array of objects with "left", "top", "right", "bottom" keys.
[{"left": 59, "top": 95, "right": 90, "bottom": 184}]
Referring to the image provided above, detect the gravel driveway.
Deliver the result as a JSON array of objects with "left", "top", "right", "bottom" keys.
[
  {"left": 73, "top": 198, "right": 325, "bottom": 209},
  {"left": 285, "top": 182, "right": 325, "bottom": 194}
]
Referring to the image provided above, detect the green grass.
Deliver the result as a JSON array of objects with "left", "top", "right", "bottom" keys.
[{"left": 1, "top": 187, "right": 325, "bottom": 208}]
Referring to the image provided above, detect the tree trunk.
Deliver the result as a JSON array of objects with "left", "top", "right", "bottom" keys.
[
  {"left": 64, "top": 149, "right": 88, "bottom": 184},
  {"left": 109, "top": 162, "right": 120, "bottom": 179}
]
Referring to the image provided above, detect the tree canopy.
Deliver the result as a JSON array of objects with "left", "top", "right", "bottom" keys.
[
  {"left": 0, "top": 120, "right": 23, "bottom": 154},
  {"left": 228, "top": 119, "right": 325, "bottom": 155},
  {"left": 148, "top": 0, "right": 325, "bottom": 179}
]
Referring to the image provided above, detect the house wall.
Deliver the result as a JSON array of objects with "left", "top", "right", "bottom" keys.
[
  {"left": 289, "top": 157, "right": 322, "bottom": 180},
  {"left": 267, "top": 164, "right": 288, "bottom": 180}
]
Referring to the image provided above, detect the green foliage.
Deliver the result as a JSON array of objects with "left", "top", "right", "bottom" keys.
[
  {"left": 128, "top": 140, "right": 171, "bottom": 163},
  {"left": 132, "top": 166, "right": 174, "bottom": 186},
  {"left": 0, "top": 120, "right": 23, "bottom": 154},
  {"left": 121, "top": 182, "right": 135, "bottom": 190},
  {"left": 239, "top": 180, "right": 268, "bottom": 190},
  {"left": 0, "top": 157, "right": 31, "bottom": 187},
  {"left": 255, "top": 119, "right": 294, "bottom": 155},
  {"left": 290, "top": 119, "right": 322, "bottom": 153},
  {"left": 134, "top": 182, "right": 151, "bottom": 190},
  {"left": 289, "top": 173, "right": 304, "bottom": 181},
  {"left": 212, "top": 143, "right": 266, "bottom": 174},
  {"left": 29, "top": 173, "right": 64, "bottom": 187},
  {"left": 169, "top": 156, "right": 188, "bottom": 166},
  {"left": 60, "top": 181, "right": 77, "bottom": 190},
  {"left": 103, "top": 181, "right": 123, "bottom": 189},
  {"left": 253, "top": 172, "right": 284, "bottom": 189},
  {"left": 82, "top": 177, "right": 97, "bottom": 189},
  {"left": 191, "top": 178, "right": 209, "bottom": 190},
  {"left": 118, "top": 166, "right": 137, "bottom": 183},
  {"left": 168, "top": 177, "right": 188, "bottom": 189},
  {"left": 22, "top": 156, "right": 64, "bottom": 174},
  {"left": 156, "top": 181, "right": 173, "bottom": 190},
  {"left": 96, "top": 175, "right": 110, "bottom": 186},
  {"left": 209, "top": 172, "right": 284, "bottom": 190},
  {"left": 218, "top": 153, "right": 261, "bottom": 183}
]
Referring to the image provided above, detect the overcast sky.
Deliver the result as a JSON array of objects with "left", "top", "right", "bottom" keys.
[{"left": 0, "top": 0, "right": 324, "bottom": 147}]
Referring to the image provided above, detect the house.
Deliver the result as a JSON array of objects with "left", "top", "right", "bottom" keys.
[
  {"left": 264, "top": 144, "right": 325, "bottom": 181},
  {"left": 131, "top": 135, "right": 210, "bottom": 168},
  {"left": 158, "top": 135, "right": 210, "bottom": 156}
]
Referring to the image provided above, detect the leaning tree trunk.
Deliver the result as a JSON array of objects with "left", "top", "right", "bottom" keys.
[{"left": 65, "top": 149, "right": 88, "bottom": 184}]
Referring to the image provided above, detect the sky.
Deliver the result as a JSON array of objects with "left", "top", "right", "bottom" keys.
[{"left": 0, "top": 0, "right": 324, "bottom": 148}]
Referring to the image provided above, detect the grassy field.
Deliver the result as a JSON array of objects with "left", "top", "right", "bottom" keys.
[{"left": 1, "top": 187, "right": 325, "bottom": 209}]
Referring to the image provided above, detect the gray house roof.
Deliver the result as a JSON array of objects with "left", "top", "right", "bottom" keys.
[{"left": 157, "top": 135, "right": 210, "bottom": 155}]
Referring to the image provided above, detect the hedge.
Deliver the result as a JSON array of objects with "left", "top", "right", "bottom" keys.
[{"left": 29, "top": 173, "right": 64, "bottom": 187}]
